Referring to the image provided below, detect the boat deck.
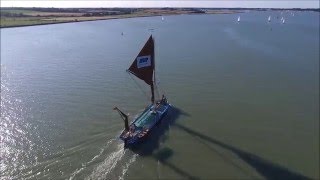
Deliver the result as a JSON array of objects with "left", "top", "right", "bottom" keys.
[
  {"left": 119, "top": 101, "right": 170, "bottom": 145},
  {"left": 133, "top": 103, "right": 167, "bottom": 128},
  {"left": 134, "top": 109, "right": 156, "bottom": 128}
]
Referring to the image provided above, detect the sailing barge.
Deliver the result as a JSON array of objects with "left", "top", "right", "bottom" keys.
[{"left": 114, "top": 35, "right": 171, "bottom": 147}]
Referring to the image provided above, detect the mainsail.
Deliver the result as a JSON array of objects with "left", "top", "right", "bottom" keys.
[{"left": 127, "top": 35, "right": 155, "bottom": 103}]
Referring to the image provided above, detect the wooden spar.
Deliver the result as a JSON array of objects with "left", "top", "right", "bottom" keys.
[{"left": 113, "top": 107, "right": 129, "bottom": 131}]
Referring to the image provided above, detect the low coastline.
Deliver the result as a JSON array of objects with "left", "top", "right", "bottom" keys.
[
  {"left": 0, "top": 14, "right": 165, "bottom": 29},
  {"left": 1, "top": 7, "right": 318, "bottom": 29},
  {"left": 1, "top": 8, "right": 242, "bottom": 28}
]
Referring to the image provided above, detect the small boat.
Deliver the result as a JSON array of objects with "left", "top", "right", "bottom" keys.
[
  {"left": 281, "top": 17, "right": 285, "bottom": 24},
  {"left": 161, "top": 16, "right": 164, "bottom": 21},
  {"left": 114, "top": 35, "right": 171, "bottom": 147},
  {"left": 268, "top": 16, "right": 271, "bottom": 22},
  {"left": 237, "top": 16, "right": 240, "bottom": 22}
]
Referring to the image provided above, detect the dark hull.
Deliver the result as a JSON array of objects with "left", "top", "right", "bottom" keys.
[{"left": 119, "top": 101, "right": 170, "bottom": 147}]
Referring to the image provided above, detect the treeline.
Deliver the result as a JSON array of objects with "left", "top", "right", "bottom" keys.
[
  {"left": 0, "top": 7, "right": 136, "bottom": 13},
  {"left": 1, "top": 7, "right": 81, "bottom": 13},
  {"left": 201, "top": 7, "right": 319, "bottom": 12},
  {"left": 0, "top": 7, "right": 137, "bottom": 17},
  {"left": 0, "top": 12, "right": 31, "bottom": 17},
  {"left": 1, "top": 7, "right": 317, "bottom": 17},
  {"left": 82, "top": 11, "right": 129, "bottom": 17}
]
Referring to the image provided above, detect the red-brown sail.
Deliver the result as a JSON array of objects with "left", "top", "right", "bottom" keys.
[
  {"left": 127, "top": 35, "right": 154, "bottom": 86},
  {"left": 127, "top": 35, "right": 155, "bottom": 103}
]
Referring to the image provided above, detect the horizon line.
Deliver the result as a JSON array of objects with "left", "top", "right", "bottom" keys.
[
  {"left": 1, "top": 7, "right": 319, "bottom": 9},
  {"left": 1, "top": 1, "right": 319, "bottom": 9}
]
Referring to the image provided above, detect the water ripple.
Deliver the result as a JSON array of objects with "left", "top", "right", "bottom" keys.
[{"left": 0, "top": 66, "right": 38, "bottom": 179}]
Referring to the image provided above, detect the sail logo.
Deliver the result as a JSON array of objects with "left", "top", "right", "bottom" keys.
[{"left": 137, "top": 55, "right": 151, "bottom": 68}]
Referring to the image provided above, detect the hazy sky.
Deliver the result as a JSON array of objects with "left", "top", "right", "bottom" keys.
[{"left": 1, "top": 0, "right": 319, "bottom": 8}]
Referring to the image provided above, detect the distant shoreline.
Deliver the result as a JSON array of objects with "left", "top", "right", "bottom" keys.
[
  {"left": 0, "top": 14, "right": 164, "bottom": 29},
  {"left": 1, "top": 7, "right": 318, "bottom": 29},
  {"left": 0, "top": 8, "right": 242, "bottom": 28}
]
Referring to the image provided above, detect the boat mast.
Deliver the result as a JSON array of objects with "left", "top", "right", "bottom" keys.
[
  {"left": 151, "top": 36, "right": 155, "bottom": 104},
  {"left": 151, "top": 82, "right": 155, "bottom": 104}
]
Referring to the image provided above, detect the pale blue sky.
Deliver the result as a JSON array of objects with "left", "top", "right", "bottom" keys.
[{"left": 1, "top": 1, "right": 319, "bottom": 8}]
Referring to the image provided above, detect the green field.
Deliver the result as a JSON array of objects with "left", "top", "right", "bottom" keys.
[
  {"left": 0, "top": 7, "right": 238, "bottom": 28},
  {"left": 1, "top": 9, "right": 40, "bottom": 14},
  {"left": 1, "top": 17, "right": 69, "bottom": 27}
]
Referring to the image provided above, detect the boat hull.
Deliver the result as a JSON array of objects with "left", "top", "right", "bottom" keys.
[{"left": 119, "top": 101, "right": 171, "bottom": 147}]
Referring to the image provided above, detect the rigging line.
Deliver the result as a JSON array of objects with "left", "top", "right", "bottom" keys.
[
  {"left": 127, "top": 71, "right": 149, "bottom": 102},
  {"left": 154, "top": 80, "right": 160, "bottom": 98},
  {"left": 156, "top": 85, "right": 160, "bottom": 100},
  {"left": 155, "top": 74, "right": 167, "bottom": 97},
  {"left": 158, "top": 82, "right": 167, "bottom": 98}
]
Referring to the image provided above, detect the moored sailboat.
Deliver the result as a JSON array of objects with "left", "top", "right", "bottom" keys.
[{"left": 114, "top": 35, "right": 171, "bottom": 147}]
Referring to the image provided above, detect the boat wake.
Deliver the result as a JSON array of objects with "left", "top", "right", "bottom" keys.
[
  {"left": 118, "top": 154, "right": 138, "bottom": 180},
  {"left": 85, "top": 140, "right": 138, "bottom": 180},
  {"left": 86, "top": 143, "right": 125, "bottom": 179},
  {"left": 21, "top": 133, "right": 138, "bottom": 180},
  {"left": 69, "top": 139, "right": 115, "bottom": 180}
]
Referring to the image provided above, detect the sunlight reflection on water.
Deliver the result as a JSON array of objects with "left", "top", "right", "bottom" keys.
[{"left": 0, "top": 66, "right": 39, "bottom": 179}]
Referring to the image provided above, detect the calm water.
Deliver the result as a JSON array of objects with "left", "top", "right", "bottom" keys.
[{"left": 1, "top": 11, "right": 319, "bottom": 179}]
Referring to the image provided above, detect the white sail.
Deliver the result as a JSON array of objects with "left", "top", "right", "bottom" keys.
[
  {"left": 161, "top": 16, "right": 164, "bottom": 21},
  {"left": 237, "top": 16, "right": 240, "bottom": 22},
  {"left": 268, "top": 16, "right": 271, "bottom": 22}
]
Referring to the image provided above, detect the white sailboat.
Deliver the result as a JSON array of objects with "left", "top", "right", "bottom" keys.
[
  {"left": 161, "top": 16, "right": 164, "bottom": 21},
  {"left": 268, "top": 16, "right": 271, "bottom": 22},
  {"left": 237, "top": 16, "right": 240, "bottom": 22},
  {"left": 282, "top": 18, "right": 285, "bottom": 24}
]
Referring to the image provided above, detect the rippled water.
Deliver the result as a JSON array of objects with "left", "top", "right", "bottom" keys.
[{"left": 1, "top": 11, "right": 319, "bottom": 179}]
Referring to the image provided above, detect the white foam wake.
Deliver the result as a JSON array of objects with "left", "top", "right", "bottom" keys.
[
  {"left": 118, "top": 154, "right": 138, "bottom": 180},
  {"left": 69, "top": 139, "right": 115, "bottom": 180},
  {"left": 86, "top": 143, "right": 125, "bottom": 180}
]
